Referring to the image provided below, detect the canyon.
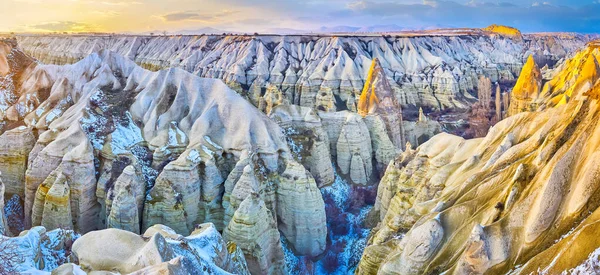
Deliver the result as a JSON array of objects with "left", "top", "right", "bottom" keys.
[
  {"left": 358, "top": 41, "right": 600, "bottom": 274},
  {"left": 0, "top": 27, "right": 598, "bottom": 275},
  {"left": 16, "top": 32, "right": 593, "bottom": 117}
]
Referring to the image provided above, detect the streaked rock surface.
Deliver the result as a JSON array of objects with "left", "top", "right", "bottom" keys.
[{"left": 358, "top": 42, "right": 600, "bottom": 274}]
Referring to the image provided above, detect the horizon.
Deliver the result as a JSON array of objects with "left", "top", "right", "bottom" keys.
[{"left": 1, "top": 0, "right": 599, "bottom": 34}]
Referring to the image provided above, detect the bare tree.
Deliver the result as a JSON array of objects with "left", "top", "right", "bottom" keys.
[{"left": 0, "top": 238, "right": 23, "bottom": 274}]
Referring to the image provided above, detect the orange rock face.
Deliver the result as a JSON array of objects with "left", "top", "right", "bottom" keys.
[
  {"left": 509, "top": 55, "right": 542, "bottom": 115},
  {"left": 357, "top": 58, "right": 405, "bottom": 150},
  {"left": 482, "top": 24, "right": 522, "bottom": 39}
]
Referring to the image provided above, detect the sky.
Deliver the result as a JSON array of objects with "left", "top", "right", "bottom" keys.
[{"left": 0, "top": 0, "right": 599, "bottom": 34}]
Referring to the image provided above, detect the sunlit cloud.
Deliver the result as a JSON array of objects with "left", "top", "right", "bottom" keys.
[
  {"left": 159, "top": 10, "right": 239, "bottom": 22},
  {"left": 26, "top": 21, "right": 98, "bottom": 32}
]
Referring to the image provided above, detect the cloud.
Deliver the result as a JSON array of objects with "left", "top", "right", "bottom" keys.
[
  {"left": 91, "top": 10, "right": 120, "bottom": 17},
  {"left": 97, "top": 0, "right": 142, "bottom": 6},
  {"left": 27, "top": 21, "right": 96, "bottom": 32},
  {"left": 75, "top": 0, "right": 142, "bottom": 5},
  {"left": 159, "top": 10, "right": 239, "bottom": 22}
]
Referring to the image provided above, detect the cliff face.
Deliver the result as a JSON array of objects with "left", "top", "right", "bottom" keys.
[
  {"left": 16, "top": 33, "right": 593, "bottom": 113},
  {"left": 358, "top": 43, "right": 600, "bottom": 274}
]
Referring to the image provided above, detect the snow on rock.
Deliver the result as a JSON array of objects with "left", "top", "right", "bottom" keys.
[
  {"left": 16, "top": 34, "right": 594, "bottom": 112},
  {"left": 0, "top": 39, "right": 326, "bottom": 273}
]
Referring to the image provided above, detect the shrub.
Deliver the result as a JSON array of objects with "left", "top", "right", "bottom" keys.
[
  {"left": 0, "top": 238, "right": 23, "bottom": 274},
  {"left": 321, "top": 253, "right": 340, "bottom": 274}
]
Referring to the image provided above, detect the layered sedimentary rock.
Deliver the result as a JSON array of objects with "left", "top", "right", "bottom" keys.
[
  {"left": 0, "top": 40, "right": 327, "bottom": 273},
  {"left": 16, "top": 33, "right": 593, "bottom": 112},
  {"left": 224, "top": 193, "right": 285, "bottom": 275},
  {"left": 358, "top": 43, "right": 600, "bottom": 274},
  {"left": 0, "top": 126, "right": 36, "bottom": 197}
]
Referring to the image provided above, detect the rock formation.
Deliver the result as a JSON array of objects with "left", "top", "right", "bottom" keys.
[
  {"left": 16, "top": 33, "right": 593, "bottom": 113},
  {"left": 0, "top": 40, "right": 327, "bottom": 273},
  {"left": 508, "top": 55, "right": 542, "bottom": 115},
  {"left": 495, "top": 84, "right": 502, "bottom": 121},
  {"left": 467, "top": 76, "right": 494, "bottom": 137},
  {"left": 358, "top": 58, "right": 405, "bottom": 151},
  {"left": 0, "top": 33, "right": 593, "bottom": 274},
  {"left": 224, "top": 193, "right": 285, "bottom": 275},
  {"left": 268, "top": 105, "right": 334, "bottom": 187},
  {"left": 358, "top": 43, "right": 600, "bottom": 274},
  {"left": 0, "top": 223, "right": 249, "bottom": 274}
]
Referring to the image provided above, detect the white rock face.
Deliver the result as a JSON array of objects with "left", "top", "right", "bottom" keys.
[{"left": 17, "top": 34, "right": 592, "bottom": 112}]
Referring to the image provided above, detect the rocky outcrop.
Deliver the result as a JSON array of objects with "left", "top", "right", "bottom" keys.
[
  {"left": 269, "top": 105, "right": 334, "bottom": 187},
  {"left": 16, "top": 33, "right": 593, "bottom": 112},
  {"left": 358, "top": 58, "right": 405, "bottom": 151},
  {"left": 106, "top": 165, "right": 146, "bottom": 233},
  {"left": 224, "top": 193, "right": 285, "bottom": 275},
  {"left": 467, "top": 76, "right": 493, "bottom": 137},
  {"left": 403, "top": 109, "right": 442, "bottom": 147},
  {"left": 358, "top": 44, "right": 600, "bottom": 274},
  {"left": 0, "top": 226, "right": 78, "bottom": 273},
  {"left": 508, "top": 55, "right": 542, "bottom": 115},
  {"left": 320, "top": 111, "right": 374, "bottom": 185},
  {"left": 0, "top": 127, "right": 35, "bottom": 198}
]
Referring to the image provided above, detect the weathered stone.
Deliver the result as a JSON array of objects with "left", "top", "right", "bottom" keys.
[{"left": 224, "top": 193, "right": 285, "bottom": 275}]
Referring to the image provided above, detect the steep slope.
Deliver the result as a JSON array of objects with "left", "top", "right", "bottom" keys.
[
  {"left": 0, "top": 38, "right": 330, "bottom": 274},
  {"left": 358, "top": 42, "right": 600, "bottom": 274},
  {"left": 17, "top": 33, "right": 593, "bottom": 114}
]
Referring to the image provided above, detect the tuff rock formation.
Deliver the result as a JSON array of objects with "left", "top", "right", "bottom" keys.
[
  {"left": 358, "top": 42, "right": 600, "bottom": 275},
  {"left": 0, "top": 39, "right": 328, "bottom": 273},
  {"left": 224, "top": 193, "right": 285, "bottom": 275},
  {"left": 358, "top": 58, "right": 405, "bottom": 151},
  {"left": 16, "top": 33, "right": 594, "bottom": 113},
  {"left": 508, "top": 55, "right": 542, "bottom": 115},
  {"left": 466, "top": 76, "right": 494, "bottom": 137}
]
